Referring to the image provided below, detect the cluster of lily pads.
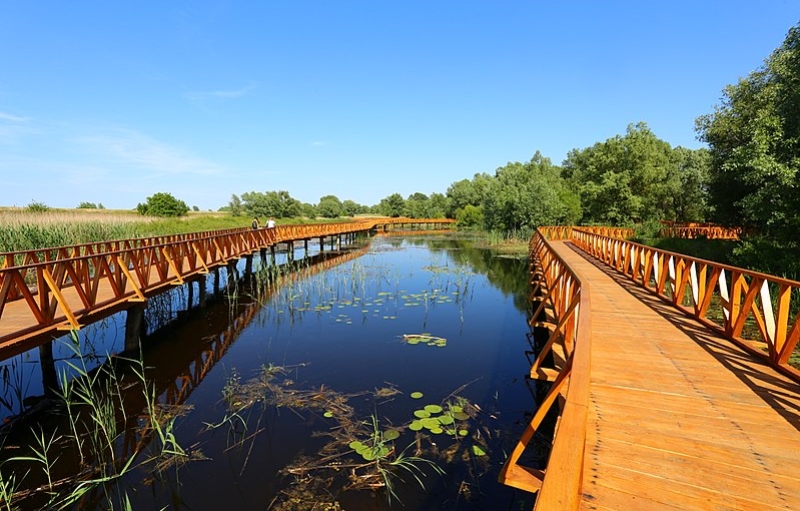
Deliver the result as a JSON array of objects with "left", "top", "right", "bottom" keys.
[
  {"left": 403, "top": 333, "right": 447, "bottom": 347},
  {"left": 348, "top": 428, "right": 401, "bottom": 461},
  {"left": 408, "top": 402, "right": 469, "bottom": 436}
]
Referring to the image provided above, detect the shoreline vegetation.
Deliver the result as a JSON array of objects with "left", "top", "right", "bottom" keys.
[{"left": 0, "top": 208, "right": 734, "bottom": 264}]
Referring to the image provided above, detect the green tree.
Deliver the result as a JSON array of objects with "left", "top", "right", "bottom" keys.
[
  {"left": 317, "top": 195, "right": 344, "bottom": 218},
  {"left": 228, "top": 194, "right": 243, "bottom": 217},
  {"left": 456, "top": 204, "right": 484, "bottom": 228},
  {"left": 404, "top": 192, "right": 429, "bottom": 218},
  {"left": 563, "top": 123, "right": 684, "bottom": 224},
  {"left": 241, "top": 191, "right": 302, "bottom": 218},
  {"left": 136, "top": 192, "right": 189, "bottom": 217},
  {"left": 301, "top": 202, "right": 318, "bottom": 219},
  {"left": 671, "top": 147, "right": 710, "bottom": 222},
  {"left": 427, "top": 192, "right": 448, "bottom": 218},
  {"left": 377, "top": 193, "right": 406, "bottom": 217},
  {"left": 445, "top": 173, "right": 492, "bottom": 218},
  {"left": 342, "top": 199, "right": 366, "bottom": 216},
  {"left": 696, "top": 22, "right": 800, "bottom": 272},
  {"left": 77, "top": 202, "right": 98, "bottom": 209},
  {"left": 483, "top": 151, "right": 579, "bottom": 231}
]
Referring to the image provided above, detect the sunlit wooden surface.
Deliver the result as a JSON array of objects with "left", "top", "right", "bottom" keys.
[{"left": 550, "top": 241, "right": 800, "bottom": 511}]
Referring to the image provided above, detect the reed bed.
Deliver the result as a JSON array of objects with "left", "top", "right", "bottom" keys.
[{"left": 0, "top": 209, "right": 249, "bottom": 252}]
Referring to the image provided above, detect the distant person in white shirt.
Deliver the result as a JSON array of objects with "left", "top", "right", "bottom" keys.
[{"left": 266, "top": 217, "right": 276, "bottom": 229}]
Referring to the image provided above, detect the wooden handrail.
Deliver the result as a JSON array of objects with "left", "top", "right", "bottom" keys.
[
  {"left": 571, "top": 229, "right": 800, "bottom": 377},
  {"left": 499, "top": 228, "right": 592, "bottom": 510}
]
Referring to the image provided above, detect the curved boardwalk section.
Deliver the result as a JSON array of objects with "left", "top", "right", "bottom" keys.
[
  {"left": 553, "top": 240, "right": 800, "bottom": 510},
  {"left": 0, "top": 218, "right": 454, "bottom": 355}
]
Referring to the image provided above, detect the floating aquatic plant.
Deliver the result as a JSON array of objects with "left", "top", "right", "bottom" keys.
[{"left": 402, "top": 333, "right": 446, "bottom": 347}]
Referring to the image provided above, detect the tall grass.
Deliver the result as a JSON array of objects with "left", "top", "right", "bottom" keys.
[
  {"left": 0, "top": 209, "right": 364, "bottom": 253},
  {"left": 1, "top": 335, "right": 191, "bottom": 509},
  {"left": 0, "top": 209, "right": 251, "bottom": 253}
]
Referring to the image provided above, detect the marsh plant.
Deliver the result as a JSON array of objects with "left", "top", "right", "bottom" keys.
[
  {"left": 0, "top": 336, "right": 194, "bottom": 510},
  {"left": 214, "top": 364, "right": 454, "bottom": 508}
]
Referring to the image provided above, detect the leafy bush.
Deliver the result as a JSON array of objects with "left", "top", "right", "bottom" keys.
[
  {"left": 456, "top": 204, "right": 484, "bottom": 228},
  {"left": 136, "top": 192, "right": 189, "bottom": 217},
  {"left": 26, "top": 201, "right": 50, "bottom": 213}
]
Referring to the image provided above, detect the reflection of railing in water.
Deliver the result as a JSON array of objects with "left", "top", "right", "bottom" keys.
[
  {"left": 159, "top": 246, "right": 369, "bottom": 408},
  {"left": 0, "top": 244, "right": 372, "bottom": 508}
]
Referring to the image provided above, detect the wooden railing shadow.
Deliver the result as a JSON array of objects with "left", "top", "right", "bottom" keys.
[{"left": 565, "top": 241, "right": 800, "bottom": 433}]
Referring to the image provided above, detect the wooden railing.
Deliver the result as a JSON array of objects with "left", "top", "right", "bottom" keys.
[
  {"left": 503, "top": 223, "right": 800, "bottom": 508},
  {"left": 499, "top": 228, "right": 592, "bottom": 510},
  {"left": 572, "top": 229, "right": 800, "bottom": 376},
  {"left": 658, "top": 222, "right": 741, "bottom": 240},
  {"left": 0, "top": 218, "right": 454, "bottom": 346}
]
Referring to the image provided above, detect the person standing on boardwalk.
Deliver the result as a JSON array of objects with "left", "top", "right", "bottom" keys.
[
  {"left": 266, "top": 217, "right": 276, "bottom": 229},
  {"left": 251, "top": 216, "right": 260, "bottom": 229}
]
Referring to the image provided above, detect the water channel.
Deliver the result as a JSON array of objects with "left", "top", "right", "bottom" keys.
[{"left": 0, "top": 233, "right": 541, "bottom": 510}]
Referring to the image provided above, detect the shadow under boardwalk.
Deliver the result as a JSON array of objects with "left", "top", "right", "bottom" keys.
[{"left": 549, "top": 241, "right": 800, "bottom": 511}]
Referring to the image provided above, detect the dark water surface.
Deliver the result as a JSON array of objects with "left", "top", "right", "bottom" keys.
[{"left": 1, "top": 234, "right": 538, "bottom": 510}]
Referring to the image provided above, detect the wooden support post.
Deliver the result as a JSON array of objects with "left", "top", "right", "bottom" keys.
[
  {"left": 39, "top": 340, "right": 59, "bottom": 398},
  {"left": 213, "top": 267, "right": 220, "bottom": 294},
  {"left": 319, "top": 237, "right": 325, "bottom": 251},
  {"left": 187, "top": 279, "right": 195, "bottom": 308},
  {"left": 260, "top": 247, "right": 268, "bottom": 266},
  {"left": 270, "top": 246, "right": 276, "bottom": 264},
  {"left": 125, "top": 303, "right": 147, "bottom": 352},
  {"left": 304, "top": 239, "right": 309, "bottom": 257},
  {"left": 198, "top": 275, "right": 207, "bottom": 307},
  {"left": 245, "top": 254, "right": 253, "bottom": 275},
  {"left": 288, "top": 241, "right": 294, "bottom": 262},
  {"left": 227, "top": 261, "right": 238, "bottom": 291}
]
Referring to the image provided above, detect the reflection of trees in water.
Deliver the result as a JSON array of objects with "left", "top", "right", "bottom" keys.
[{"left": 406, "top": 235, "right": 530, "bottom": 313}]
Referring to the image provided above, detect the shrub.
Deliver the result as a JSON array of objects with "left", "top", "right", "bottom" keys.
[
  {"left": 26, "top": 201, "right": 50, "bottom": 213},
  {"left": 136, "top": 192, "right": 189, "bottom": 217}
]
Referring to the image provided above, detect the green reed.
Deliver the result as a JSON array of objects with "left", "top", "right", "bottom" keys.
[{"left": 0, "top": 335, "right": 192, "bottom": 510}]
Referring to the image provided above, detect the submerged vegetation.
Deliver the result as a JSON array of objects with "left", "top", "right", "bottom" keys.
[
  {"left": 212, "top": 361, "right": 496, "bottom": 509},
  {"left": 0, "top": 335, "right": 197, "bottom": 510}
]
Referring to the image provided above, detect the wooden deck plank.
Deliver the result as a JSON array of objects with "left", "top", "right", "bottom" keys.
[{"left": 544, "top": 242, "right": 800, "bottom": 511}]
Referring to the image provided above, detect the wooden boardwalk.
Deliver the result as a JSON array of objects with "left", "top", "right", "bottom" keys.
[{"left": 550, "top": 241, "right": 800, "bottom": 511}]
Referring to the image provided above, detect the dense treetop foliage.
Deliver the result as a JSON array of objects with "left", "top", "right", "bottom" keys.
[
  {"left": 696, "top": 22, "right": 800, "bottom": 274},
  {"left": 136, "top": 192, "right": 189, "bottom": 217}
]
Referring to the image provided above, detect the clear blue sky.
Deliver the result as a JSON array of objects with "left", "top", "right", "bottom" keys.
[{"left": 1, "top": 1, "right": 798, "bottom": 211}]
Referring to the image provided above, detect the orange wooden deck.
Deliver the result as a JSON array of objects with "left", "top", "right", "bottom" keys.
[{"left": 550, "top": 241, "right": 800, "bottom": 510}]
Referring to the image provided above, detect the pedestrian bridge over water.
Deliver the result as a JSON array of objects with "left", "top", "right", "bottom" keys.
[
  {"left": 501, "top": 226, "right": 800, "bottom": 510},
  {"left": 0, "top": 220, "right": 798, "bottom": 510}
]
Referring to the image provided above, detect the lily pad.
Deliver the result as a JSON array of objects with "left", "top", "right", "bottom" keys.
[
  {"left": 414, "top": 410, "right": 431, "bottom": 419},
  {"left": 349, "top": 441, "right": 364, "bottom": 450},
  {"left": 458, "top": 429, "right": 469, "bottom": 437},
  {"left": 409, "top": 420, "right": 424, "bottom": 431},
  {"left": 453, "top": 412, "right": 470, "bottom": 421},
  {"left": 384, "top": 430, "right": 400, "bottom": 441},
  {"left": 424, "top": 404, "right": 443, "bottom": 414},
  {"left": 410, "top": 391, "right": 424, "bottom": 399},
  {"left": 421, "top": 418, "right": 441, "bottom": 429},
  {"left": 323, "top": 411, "right": 334, "bottom": 418},
  {"left": 437, "top": 415, "right": 454, "bottom": 426},
  {"left": 472, "top": 445, "right": 487, "bottom": 456},
  {"left": 429, "top": 427, "right": 444, "bottom": 435}
]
